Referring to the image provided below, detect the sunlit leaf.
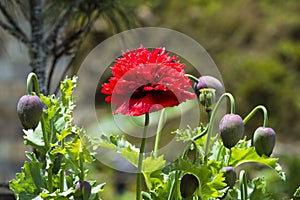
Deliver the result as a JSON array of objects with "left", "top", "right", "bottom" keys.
[
  {"left": 163, "top": 158, "right": 226, "bottom": 199},
  {"left": 230, "top": 147, "right": 277, "bottom": 169}
]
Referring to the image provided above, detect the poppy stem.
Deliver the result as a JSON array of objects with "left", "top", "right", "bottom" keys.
[
  {"left": 136, "top": 113, "right": 150, "bottom": 200},
  {"left": 204, "top": 93, "right": 235, "bottom": 164},
  {"left": 185, "top": 74, "right": 199, "bottom": 83},
  {"left": 26, "top": 73, "right": 49, "bottom": 149},
  {"left": 239, "top": 170, "right": 248, "bottom": 200},
  {"left": 26, "top": 72, "right": 52, "bottom": 191},
  {"left": 27, "top": 72, "right": 40, "bottom": 95},
  {"left": 154, "top": 109, "right": 165, "bottom": 159},
  {"left": 243, "top": 105, "right": 268, "bottom": 127}
]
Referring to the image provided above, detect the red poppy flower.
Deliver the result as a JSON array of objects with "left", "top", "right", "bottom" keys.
[{"left": 101, "top": 47, "right": 196, "bottom": 116}]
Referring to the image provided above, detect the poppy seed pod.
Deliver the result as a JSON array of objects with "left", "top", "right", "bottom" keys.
[
  {"left": 74, "top": 181, "right": 92, "bottom": 200},
  {"left": 180, "top": 174, "right": 199, "bottom": 198},
  {"left": 17, "top": 95, "right": 43, "bottom": 130},
  {"left": 193, "top": 76, "right": 224, "bottom": 99},
  {"left": 253, "top": 127, "right": 276, "bottom": 157},
  {"left": 221, "top": 166, "right": 237, "bottom": 188},
  {"left": 219, "top": 114, "right": 244, "bottom": 149}
]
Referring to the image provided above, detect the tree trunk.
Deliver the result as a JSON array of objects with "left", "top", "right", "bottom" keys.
[{"left": 29, "top": 0, "right": 48, "bottom": 95}]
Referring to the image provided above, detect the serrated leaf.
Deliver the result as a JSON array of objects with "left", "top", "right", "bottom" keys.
[
  {"left": 142, "top": 156, "right": 166, "bottom": 189},
  {"left": 56, "top": 129, "right": 73, "bottom": 142},
  {"left": 60, "top": 76, "right": 77, "bottom": 105},
  {"left": 164, "top": 159, "right": 226, "bottom": 199},
  {"left": 230, "top": 147, "right": 278, "bottom": 170},
  {"left": 66, "top": 136, "right": 94, "bottom": 163},
  {"left": 294, "top": 186, "right": 300, "bottom": 197},
  {"left": 23, "top": 127, "right": 45, "bottom": 150},
  {"left": 96, "top": 135, "right": 139, "bottom": 167},
  {"left": 10, "top": 152, "right": 46, "bottom": 197},
  {"left": 90, "top": 182, "right": 105, "bottom": 200},
  {"left": 143, "top": 156, "right": 165, "bottom": 173},
  {"left": 249, "top": 177, "right": 270, "bottom": 200}
]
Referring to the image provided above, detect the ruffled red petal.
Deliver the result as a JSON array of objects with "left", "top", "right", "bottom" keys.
[{"left": 101, "top": 47, "right": 195, "bottom": 116}]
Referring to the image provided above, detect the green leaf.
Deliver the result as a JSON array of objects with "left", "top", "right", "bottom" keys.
[
  {"left": 148, "top": 172, "right": 176, "bottom": 200},
  {"left": 90, "top": 183, "right": 105, "bottom": 200},
  {"left": 96, "top": 135, "right": 139, "bottom": 167},
  {"left": 230, "top": 147, "right": 277, "bottom": 169},
  {"left": 163, "top": 159, "right": 226, "bottom": 199},
  {"left": 60, "top": 76, "right": 77, "bottom": 106},
  {"left": 23, "top": 128, "right": 45, "bottom": 150},
  {"left": 10, "top": 152, "right": 46, "bottom": 197},
  {"left": 249, "top": 177, "right": 270, "bottom": 200},
  {"left": 143, "top": 156, "right": 166, "bottom": 172},
  {"left": 142, "top": 156, "right": 166, "bottom": 189},
  {"left": 294, "top": 186, "right": 300, "bottom": 198}
]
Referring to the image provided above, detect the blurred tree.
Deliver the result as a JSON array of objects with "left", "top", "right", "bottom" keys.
[
  {"left": 0, "top": 0, "right": 137, "bottom": 95},
  {"left": 144, "top": 0, "right": 300, "bottom": 141}
]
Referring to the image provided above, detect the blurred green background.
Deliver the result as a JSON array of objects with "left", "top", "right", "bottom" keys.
[{"left": 1, "top": 0, "right": 300, "bottom": 199}]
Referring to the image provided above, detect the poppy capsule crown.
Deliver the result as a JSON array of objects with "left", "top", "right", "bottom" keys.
[{"left": 219, "top": 114, "right": 245, "bottom": 149}]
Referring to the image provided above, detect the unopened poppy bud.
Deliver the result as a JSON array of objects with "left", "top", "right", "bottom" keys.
[
  {"left": 180, "top": 174, "right": 199, "bottom": 198},
  {"left": 194, "top": 75, "right": 224, "bottom": 99},
  {"left": 221, "top": 166, "right": 237, "bottom": 188},
  {"left": 17, "top": 95, "right": 43, "bottom": 130},
  {"left": 219, "top": 114, "right": 244, "bottom": 149},
  {"left": 253, "top": 127, "right": 276, "bottom": 157},
  {"left": 74, "top": 181, "right": 91, "bottom": 200}
]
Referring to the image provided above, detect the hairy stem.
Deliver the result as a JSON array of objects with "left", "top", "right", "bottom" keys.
[
  {"left": 59, "top": 139, "right": 65, "bottom": 191},
  {"left": 136, "top": 113, "right": 150, "bottom": 200},
  {"left": 243, "top": 105, "right": 268, "bottom": 127},
  {"left": 204, "top": 93, "right": 235, "bottom": 164},
  {"left": 154, "top": 109, "right": 165, "bottom": 158},
  {"left": 27, "top": 72, "right": 40, "bottom": 95},
  {"left": 239, "top": 170, "right": 248, "bottom": 200},
  {"left": 185, "top": 74, "right": 199, "bottom": 83}
]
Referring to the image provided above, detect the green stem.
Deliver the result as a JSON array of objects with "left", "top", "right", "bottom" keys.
[
  {"left": 204, "top": 93, "right": 235, "bottom": 164},
  {"left": 207, "top": 109, "right": 212, "bottom": 123},
  {"left": 27, "top": 72, "right": 40, "bottom": 95},
  {"left": 79, "top": 148, "right": 85, "bottom": 182},
  {"left": 59, "top": 139, "right": 65, "bottom": 191},
  {"left": 47, "top": 168, "right": 53, "bottom": 192},
  {"left": 41, "top": 115, "right": 50, "bottom": 149},
  {"left": 27, "top": 72, "right": 53, "bottom": 192},
  {"left": 154, "top": 109, "right": 165, "bottom": 159},
  {"left": 185, "top": 74, "right": 199, "bottom": 83},
  {"left": 216, "top": 145, "right": 225, "bottom": 162},
  {"left": 227, "top": 148, "right": 232, "bottom": 166},
  {"left": 168, "top": 175, "right": 176, "bottom": 200},
  {"left": 136, "top": 113, "right": 150, "bottom": 200},
  {"left": 174, "top": 171, "right": 179, "bottom": 200},
  {"left": 239, "top": 170, "right": 248, "bottom": 200},
  {"left": 192, "top": 126, "right": 208, "bottom": 141},
  {"left": 243, "top": 105, "right": 268, "bottom": 127}
]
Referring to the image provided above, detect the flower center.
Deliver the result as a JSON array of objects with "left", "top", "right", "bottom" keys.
[{"left": 131, "top": 83, "right": 165, "bottom": 99}]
